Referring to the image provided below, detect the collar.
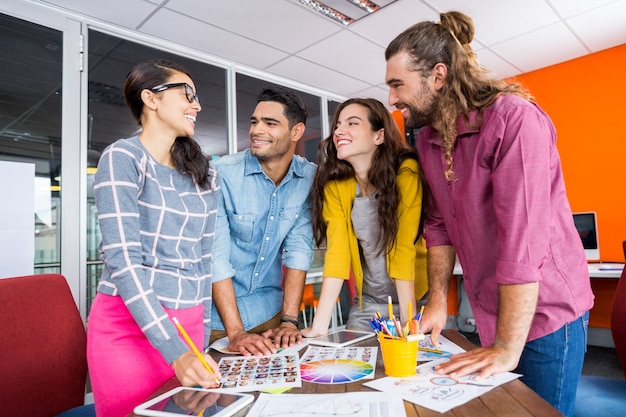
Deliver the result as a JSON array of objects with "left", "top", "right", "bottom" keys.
[
  {"left": 243, "top": 149, "right": 304, "bottom": 178},
  {"left": 422, "top": 109, "right": 480, "bottom": 147},
  {"left": 456, "top": 110, "right": 480, "bottom": 137}
]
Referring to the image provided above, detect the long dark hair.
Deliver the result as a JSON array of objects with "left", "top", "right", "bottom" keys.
[
  {"left": 386, "top": 11, "right": 532, "bottom": 180},
  {"left": 124, "top": 59, "right": 210, "bottom": 189},
  {"left": 311, "top": 98, "right": 426, "bottom": 256}
]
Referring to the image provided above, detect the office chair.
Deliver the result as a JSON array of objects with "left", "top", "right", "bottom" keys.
[
  {"left": 0, "top": 274, "right": 95, "bottom": 417},
  {"left": 301, "top": 283, "right": 343, "bottom": 330},
  {"left": 574, "top": 240, "right": 626, "bottom": 417}
]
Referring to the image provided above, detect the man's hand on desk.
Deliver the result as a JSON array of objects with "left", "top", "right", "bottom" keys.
[
  {"left": 227, "top": 331, "right": 277, "bottom": 356},
  {"left": 433, "top": 345, "right": 520, "bottom": 382},
  {"left": 418, "top": 300, "right": 449, "bottom": 347},
  {"left": 262, "top": 323, "right": 303, "bottom": 349}
]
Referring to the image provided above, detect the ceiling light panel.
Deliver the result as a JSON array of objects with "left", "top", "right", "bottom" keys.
[{"left": 294, "top": 0, "right": 398, "bottom": 25}]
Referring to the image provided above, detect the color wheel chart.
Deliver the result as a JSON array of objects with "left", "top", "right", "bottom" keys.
[{"left": 299, "top": 346, "right": 377, "bottom": 384}]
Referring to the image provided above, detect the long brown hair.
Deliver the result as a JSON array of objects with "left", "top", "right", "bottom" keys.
[
  {"left": 311, "top": 98, "right": 425, "bottom": 256},
  {"left": 385, "top": 11, "right": 533, "bottom": 180},
  {"left": 124, "top": 59, "right": 210, "bottom": 189}
]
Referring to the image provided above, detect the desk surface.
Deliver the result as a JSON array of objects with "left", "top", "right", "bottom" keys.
[
  {"left": 587, "top": 263, "right": 625, "bottom": 278},
  {"left": 130, "top": 329, "right": 561, "bottom": 417},
  {"left": 453, "top": 262, "right": 624, "bottom": 278}
]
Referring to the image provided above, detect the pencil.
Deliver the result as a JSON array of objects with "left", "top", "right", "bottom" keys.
[
  {"left": 416, "top": 305, "right": 425, "bottom": 333},
  {"left": 392, "top": 315, "right": 403, "bottom": 337},
  {"left": 419, "top": 347, "right": 444, "bottom": 354},
  {"left": 172, "top": 317, "right": 220, "bottom": 384},
  {"left": 405, "top": 301, "right": 412, "bottom": 335},
  {"left": 417, "top": 304, "right": 425, "bottom": 321},
  {"left": 387, "top": 296, "right": 393, "bottom": 321}
]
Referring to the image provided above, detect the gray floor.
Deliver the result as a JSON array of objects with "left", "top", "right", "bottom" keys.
[
  {"left": 582, "top": 345, "right": 624, "bottom": 380},
  {"left": 459, "top": 331, "right": 624, "bottom": 380}
]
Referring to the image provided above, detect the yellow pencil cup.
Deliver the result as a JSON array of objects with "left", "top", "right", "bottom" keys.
[{"left": 378, "top": 334, "right": 418, "bottom": 377}]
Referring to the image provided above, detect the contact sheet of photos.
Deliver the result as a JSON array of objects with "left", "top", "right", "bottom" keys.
[{"left": 216, "top": 353, "right": 302, "bottom": 393}]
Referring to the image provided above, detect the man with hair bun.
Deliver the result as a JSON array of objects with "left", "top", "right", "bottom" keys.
[{"left": 385, "top": 10, "right": 593, "bottom": 416}]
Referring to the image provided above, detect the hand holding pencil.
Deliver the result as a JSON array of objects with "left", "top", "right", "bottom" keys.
[{"left": 172, "top": 317, "right": 221, "bottom": 387}]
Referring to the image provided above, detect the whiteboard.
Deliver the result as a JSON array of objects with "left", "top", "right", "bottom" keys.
[{"left": 0, "top": 161, "right": 35, "bottom": 278}]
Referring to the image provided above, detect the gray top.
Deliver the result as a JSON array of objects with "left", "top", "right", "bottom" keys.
[{"left": 351, "top": 186, "right": 398, "bottom": 304}]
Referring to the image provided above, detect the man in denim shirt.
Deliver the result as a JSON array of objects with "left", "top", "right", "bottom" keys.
[{"left": 210, "top": 87, "right": 316, "bottom": 356}]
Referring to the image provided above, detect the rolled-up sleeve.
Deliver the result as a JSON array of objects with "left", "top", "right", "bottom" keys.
[{"left": 490, "top": 103, "right": 553, "bottom": 285}]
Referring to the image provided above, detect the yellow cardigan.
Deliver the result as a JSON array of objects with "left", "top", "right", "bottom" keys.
[{"left": 322, "top": 158, "right": 428, "bottom": 308}]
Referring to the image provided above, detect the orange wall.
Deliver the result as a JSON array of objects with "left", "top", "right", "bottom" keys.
[{"left": 514, "top": 44, "right": 626, "bottom": 262}]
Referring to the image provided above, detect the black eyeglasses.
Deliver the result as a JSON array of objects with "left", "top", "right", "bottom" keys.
[{"left": 150, "top": 82, "right": 200, "bottom": 104}]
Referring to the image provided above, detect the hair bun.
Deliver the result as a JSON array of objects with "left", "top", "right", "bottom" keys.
[{"left": 439, "top": 11, "right": 474, "bottom": 45}]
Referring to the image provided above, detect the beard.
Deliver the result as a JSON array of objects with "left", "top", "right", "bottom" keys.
[
  {"left": 249, "top": 136, "right": 293, "bottom": 163},
  {"left": 405, "top": 106, "right": 434, "bottom": 130},
  {"left": 404, "top": 96, "right": 438, "bottom": 131},
  {"left": 403, "top": 80, "right": 438, "bottom": 131}
]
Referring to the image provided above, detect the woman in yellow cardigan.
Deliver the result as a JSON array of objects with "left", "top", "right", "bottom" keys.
[{"left": 301, "top": 98, "right": 428, "bottom": 336}]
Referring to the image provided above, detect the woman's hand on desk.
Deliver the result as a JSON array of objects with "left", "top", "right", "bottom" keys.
[
  {"left": 172, "top": 351, "right": 222, "bottom": 388},
  {"left": 300, "top": 326, "right": 328, "bottom": 338}
]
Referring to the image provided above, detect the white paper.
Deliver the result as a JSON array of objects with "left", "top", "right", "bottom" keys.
[
  {"left": 208, "top": 336, "right": 237, "bottom": 354},
  {"left": 417, "top": 334, "right": 466, "bottom": 361},
  {"left": 364, "top": 357, "right": 521, "bottom": 413},
  {"left": 246, "top": 392, "right": 407, "bottom": 417},
  {"left": 209, "top": 336, "right": 308, "bottom": 356}
]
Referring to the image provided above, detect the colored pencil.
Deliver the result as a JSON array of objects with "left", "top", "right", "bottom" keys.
[{"left": 416, "top": 305, "right": 425, "bottom": 333}]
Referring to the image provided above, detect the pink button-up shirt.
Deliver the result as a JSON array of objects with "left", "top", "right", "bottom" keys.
[{"left": 418, "top": 94, "right": 594, "bottom": 347}]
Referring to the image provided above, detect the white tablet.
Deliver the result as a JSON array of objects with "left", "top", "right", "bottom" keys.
[
  {"left": 133, "top": 387, "right": 254, "bottom": 417},
  {"left": 307, "top": 329, "right": 375, "bottom": 348}
]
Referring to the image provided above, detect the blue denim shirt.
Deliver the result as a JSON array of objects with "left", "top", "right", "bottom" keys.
[{"left": 210, "top": 149, "right": 316, "bottom": 331}]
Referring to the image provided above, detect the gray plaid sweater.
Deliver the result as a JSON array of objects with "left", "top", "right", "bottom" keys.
[{"left": 93, "top": 136, "right": 219, "bottom": 363}]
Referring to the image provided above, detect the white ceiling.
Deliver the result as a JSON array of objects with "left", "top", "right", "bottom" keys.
[{"left": 26, "top": 0, "right": 626, "bottom": 105}]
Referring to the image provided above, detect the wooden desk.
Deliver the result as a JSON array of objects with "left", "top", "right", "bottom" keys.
[{"left": 129, "top": 329, "right": 561, "bottom": 417}]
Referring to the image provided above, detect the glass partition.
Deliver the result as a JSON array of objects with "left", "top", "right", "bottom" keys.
[
  {"left": 0, "top": 13, "right": 63, "bottom": 276},
  {"left": 86, "top": 29, "right": 228, "bottom": 311},
  {"left": 1, "top": 9, "right": 340, "bottom": 316}
]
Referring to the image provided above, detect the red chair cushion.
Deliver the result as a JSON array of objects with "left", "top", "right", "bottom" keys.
[{"left": 0, "top": 274, "right": 88, "bottom": 416}]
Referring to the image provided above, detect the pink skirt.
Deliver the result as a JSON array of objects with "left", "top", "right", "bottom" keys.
[{"left": 87, "top": 293, "right": 204, "bottom": 417}]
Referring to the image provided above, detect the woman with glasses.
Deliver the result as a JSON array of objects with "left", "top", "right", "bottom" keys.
[{"left": 87, "top": 59, "right": 221, "bottom": 417}]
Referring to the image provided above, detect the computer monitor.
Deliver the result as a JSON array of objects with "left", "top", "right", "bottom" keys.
[{"left": 573, "top": 212, "right": 600, "bottom": 261}]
